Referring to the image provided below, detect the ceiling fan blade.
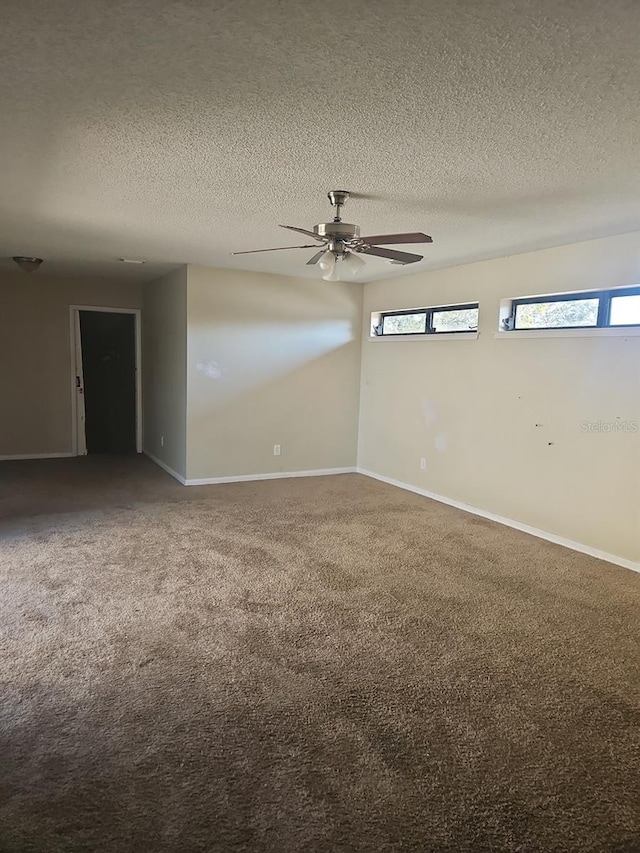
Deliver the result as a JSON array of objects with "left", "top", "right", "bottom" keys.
[
  {"left": 359, "top": 232, "right": 433, "bottom": 245},
  {"left": 358, "top": 246, "right": 423, "bottom": 264},
  {"left": 232, "top": 244, "right": 318, "bottom": 255},
  {"left": 306, "top": 250, "right": 327, "bottom": 266},
  {"left": 279, "top": 224, "right": 325, "bottom": 241}
]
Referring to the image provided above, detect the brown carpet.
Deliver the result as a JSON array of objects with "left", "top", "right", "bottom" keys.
[{"left": 1, "top": 456, "right": 639, "bottom": 853}]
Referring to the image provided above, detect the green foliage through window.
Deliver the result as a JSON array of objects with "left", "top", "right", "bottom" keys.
[
  {"left": 508, "top": 287, "right": 640, "bottom": 331},
  {"left": 515, "top": 299, "right": 598, "bottom": 329},
  {"left": 432, "top": 308, "right": 479, "bottom": 332},
  {"left": 382, "top": 312, "right": 427, "bottom": 335},
  {"left": 378, "top": 304, "right": 479, "bottom": 336}
]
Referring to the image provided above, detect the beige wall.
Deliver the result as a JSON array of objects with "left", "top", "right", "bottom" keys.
[
  {"left": 142, "top": 267, "right": 188, "bottom": 478},
  {"left": 3, "top": 237, "right": 637, "bottom": 564},
  {"left": 0, "top": 272, "right": 142, "bottom": 457},
  {"left": 186, "top": 266, "right": 362, "bottom": 480},
  {"left": 359, "top": 232, "right": 640, "bottom": 563}
]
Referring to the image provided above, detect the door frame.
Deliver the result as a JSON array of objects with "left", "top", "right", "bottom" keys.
[{"left": 69, "top": 305, "right": 142, "bottom": 455}]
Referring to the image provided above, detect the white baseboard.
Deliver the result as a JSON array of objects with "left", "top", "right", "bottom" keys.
[
  {"left": 184, "top": 467, "right": 356, "bottom": 486},
  {"left": 357, "top": 468, "right": 640, "bottom": 575},
  {"left": 144, "top": 452, "right": 187, "bottom": 484},
  {"left": 0, "top": 452, "right": 74, "bottom": 461},
  {"left": 145, "top": 455, "right": 354, "bottom": 487}
]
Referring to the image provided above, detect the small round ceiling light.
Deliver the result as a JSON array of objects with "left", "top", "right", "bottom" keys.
[{"left": 13, "top": 256, "right": 43, "bottom": 273}]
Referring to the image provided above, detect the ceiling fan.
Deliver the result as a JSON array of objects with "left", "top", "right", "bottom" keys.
[{"left": 232, "top": 190, "right": 433, "bottom": 281}]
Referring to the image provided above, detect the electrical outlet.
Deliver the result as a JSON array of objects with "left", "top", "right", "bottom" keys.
[
  {"left": 273, "top": 444, "right": 281, "bottom": 456},
  {"left": 161, "top": 435, "right": 164, "bottom": 447},
  {"left": 420, "top": 457, "right": 426, "bottom": 470}
]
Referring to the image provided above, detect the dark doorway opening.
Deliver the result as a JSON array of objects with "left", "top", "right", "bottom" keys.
[{"left": 79, "top": 311, "right": 137, "bottom": 454}]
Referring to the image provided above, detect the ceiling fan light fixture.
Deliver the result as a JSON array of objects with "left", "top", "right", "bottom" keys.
[
  {"left": 317, "top": 250, "right": 335, "bottom": 271},
  {"left": 232, "top": 190, "right": 432, "bottom": 274},
  {"left": 341, "top": 251, "right": 366, "bottom": 278},
  {"left": 321, "top": 256, "right": 341, "bottom": 281}
]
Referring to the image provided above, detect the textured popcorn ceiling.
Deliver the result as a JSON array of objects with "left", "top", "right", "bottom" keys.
[{"left": 1, "top": 0, "right": 639, "bottom": 282}]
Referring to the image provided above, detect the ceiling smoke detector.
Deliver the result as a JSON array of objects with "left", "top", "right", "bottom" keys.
[{"left": 13, "top": 256, "right": 43, "bottom": 273}]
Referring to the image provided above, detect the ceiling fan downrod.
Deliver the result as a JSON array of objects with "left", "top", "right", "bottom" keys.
[
  {"left": 315, "top": 191, "right": 360, "bottom": 255},
  {"left": 327, "top": 190, "right": 349, "bottom": 223}
]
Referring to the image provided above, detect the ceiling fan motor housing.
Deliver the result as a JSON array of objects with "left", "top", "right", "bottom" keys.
[{"left": 314, "top": 221, "right": 360, "bottom": 253}]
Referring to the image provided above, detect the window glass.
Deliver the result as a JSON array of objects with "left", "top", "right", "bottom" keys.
[
  {"left": 432, "top": 307, "right": 479, "bottom": 333},
  {"left": 514, "top": 299, "right": 599, "bottom": 329},
  {"left": 381, "top": 312, "right": 427, "bottom": 335},
  {"left": 609, "top": 294, "right": 640, "bottom": 326}
]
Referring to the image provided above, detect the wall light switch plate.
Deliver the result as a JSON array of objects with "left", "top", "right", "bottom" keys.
[{"left": 273, "top": 444, "right": 281, "bottom": 456}]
